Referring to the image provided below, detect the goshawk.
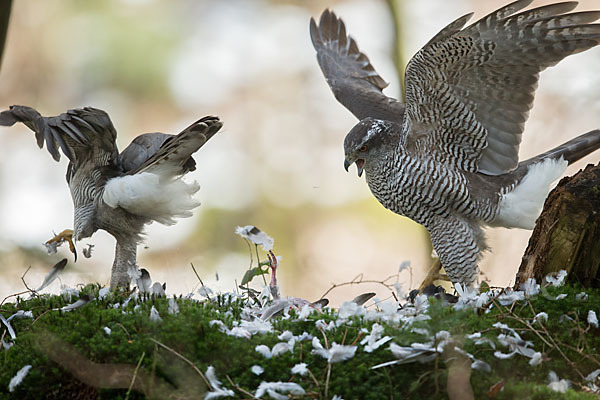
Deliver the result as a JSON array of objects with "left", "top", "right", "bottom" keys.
[
  {"left": 0, "top": 106, "right": 222, "bottom": 289},
  {"left": 311, "top": 1, "right": 600, "bottom": 286}
]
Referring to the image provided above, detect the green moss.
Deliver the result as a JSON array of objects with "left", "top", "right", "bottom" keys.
[{"left": 1, "top": 284, "right": 599, "bottom": 399}]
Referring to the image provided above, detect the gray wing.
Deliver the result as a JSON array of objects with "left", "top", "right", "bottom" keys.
[
  {"left": 119, "top": 132, "right": 171, "bottom": 173},
  {"left": 310, "top": 9, "right": 405, "bottom": 123},
  {"left": 402, "top": 0, "right": 600, "bottom": 175},
  {"left": 127, "top": 116, "right": 222, "bottom": 176},
  {"left": 0, "top": 105, "right": 119, "bottom": 166}
]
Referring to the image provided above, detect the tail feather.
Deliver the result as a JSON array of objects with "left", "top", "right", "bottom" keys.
[{"left": 523, "top": 129, "right": 600, "bottom": 165}]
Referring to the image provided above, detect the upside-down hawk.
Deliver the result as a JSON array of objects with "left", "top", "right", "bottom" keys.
[
  {"left": 0, "top": 106, "right": 222, "bottom": 289},
  {"left": 311, "top": 0, "right": 600, "bottom": 286}
]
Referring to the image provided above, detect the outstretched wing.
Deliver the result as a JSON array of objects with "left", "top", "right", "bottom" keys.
[
  {"left": 402, "top": 0, "right": 600, "bottom": 175},
  {"left": 126, "top": 115, "right": 222, "bottom": 176},
  {"left": 0, "top": 105, "right": 119, "bottom": 167},
  {"left": 310, "top": 9, "right": 404, "bottom": 123}
]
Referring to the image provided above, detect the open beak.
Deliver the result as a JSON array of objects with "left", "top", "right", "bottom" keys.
[{"left": 344, "top": 158, "right": 365, "bottom": 177}]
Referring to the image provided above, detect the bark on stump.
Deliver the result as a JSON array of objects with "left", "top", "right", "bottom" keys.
[{"left": 516, "top": 163, "right": 600, "bottom": 288}]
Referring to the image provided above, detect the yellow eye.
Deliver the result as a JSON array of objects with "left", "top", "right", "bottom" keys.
[{"left": 359, "top": 145, "right": 368, "bottom": 152}]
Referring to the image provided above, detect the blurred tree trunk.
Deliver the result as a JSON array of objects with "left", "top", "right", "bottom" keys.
[
  {"left": 385, "top": 0, "right": 405, "bottom": 102},
  {"left": 0, "top": 0, "right": 12, "bottom": 70},
  {"left": 516, "top": 163, "right": 600, "bottom": 288}
]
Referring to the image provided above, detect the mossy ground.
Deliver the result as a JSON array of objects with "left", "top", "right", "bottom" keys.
[{"left": 1, "top": 284, "right": 599, "bottom": 399}]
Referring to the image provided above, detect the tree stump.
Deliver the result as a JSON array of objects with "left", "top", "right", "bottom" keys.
[{"left": 516, "top": 163, "right": 600, "bottom": 288}]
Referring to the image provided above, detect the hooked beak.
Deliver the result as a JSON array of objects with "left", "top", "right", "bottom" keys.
[{"left": 344, "top": 158, "right": 365, "bottom": 177}]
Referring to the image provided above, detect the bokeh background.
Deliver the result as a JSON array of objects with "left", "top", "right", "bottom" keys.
[{"left": 0, "top": 0, "right": 598, "bottom": 306}]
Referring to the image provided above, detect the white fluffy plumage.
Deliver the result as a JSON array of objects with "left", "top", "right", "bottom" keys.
[
  {"left": 495, "top": 158, "right": 567, "bottom": 229},
  {"left": 103, "top": 171, "right": 200, "bottom": 225}
]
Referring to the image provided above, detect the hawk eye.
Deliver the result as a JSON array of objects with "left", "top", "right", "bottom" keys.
[{"left": 359, "top": 145, "right": 368, "bottom": 152}]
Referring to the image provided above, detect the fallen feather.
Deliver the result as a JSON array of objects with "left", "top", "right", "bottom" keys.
[
  {"left": 471, "top": 360, "right": 492, "bottom": 373},
  {"left": 168, "top": 298, "right": 179, "bottom": 315},
  {"left": 547, "top": 371, "right": 570, "bottom": 393},
  {"left": 520, "top": 278, "right": 540, "bottom": 296},
  {"left": 6, "top": 310, "right": 33, "bottom": 322},
  {"left": 291, "top": 363, "right": 308, "bottom": 376},
  {"left": 271, "top": 342, "right": 292, "bottom": 356},
  {"left": 497, "top": 289, "right": 525, "bottom": 306},
  {"left": 361, "top": 323, "right": 392, "bottom": 353},
  {"left": 58, "top": 295, "right": 92, "bottom": 312},
  {"left": 251, "top": 365, "right": 264, "bottom": 375},
  {"left": 255, "top": 345, "right": 272, "bottom": 359},
  {"left": 533, "top": 312, "right": 548, "bottom": 324},
  {"left": 546, "top": 270, "right": 567, "bottom": 287},
  {"left": 311, "top": 337, "right": 357, "bottom": 363},
  {"left": 151, "top": 282, "right": 166, "bottom": 297},
  {"left": 529, "top": 352, "right": 543, "bottom": 366},
  {"left": 149, "top": 306, "right": 162, "bottom": 322},
  {"left": 205, "top": 366, "right": 235, "bottom": 399},
  {"left": 576, "top": 292, "right": 589, "bottom": 302},
  {"left": 255, "top": 381, "right": 305, "bottom": 400},
  {"left": 197, "top": 286, "right": 213, "bottom": 298},
  {"left": 585, "top": 369, "right": 600, "bottom": 383},
  {"left": 36, "top": 258, "right": 68, "bottom": 292},
  {"left": 136, "top": 269, "right": 152, "bottom": 293},
  {"left": 98, "top": 287, "right": 110, "bottom": 300},
  {"left": 8, "top": 365, "right": 32, "bottom": 392},
  {"left": 0, "top": 314, "right": 16, "bottom": 340}
]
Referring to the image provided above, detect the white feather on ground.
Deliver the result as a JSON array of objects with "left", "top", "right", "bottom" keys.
[
  {"left": 494, "top": 158, "right": 567, "bottom": 229},
  {"left": 103, "top": 171, "right": 200, "bottom": 225},
  {"left": 8, "top": 365, "right": 32, "bottom": 392}
]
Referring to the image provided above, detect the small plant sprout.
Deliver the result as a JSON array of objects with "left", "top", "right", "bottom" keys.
[{"left": 236, "top": 225, "right": 277, "bottom": 288}]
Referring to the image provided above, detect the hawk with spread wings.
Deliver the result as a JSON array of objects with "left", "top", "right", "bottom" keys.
[
  {"left": 311, "top": 1, "right": 600, "bottom": 286},
  {"left": 0, "top": 106, "right": 222, "bottom": 289}
]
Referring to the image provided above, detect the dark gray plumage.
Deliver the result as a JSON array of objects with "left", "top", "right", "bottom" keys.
[
  {"left": 0, "top": 106, "right": 222, "bottom": 289},
  {"left": 311, "top": 1, "right": 600, "bottom": 286}
]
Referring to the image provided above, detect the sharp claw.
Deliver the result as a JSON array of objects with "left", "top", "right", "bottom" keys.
[{"left": 45, "top": 229, "right": 77, "bottom": 262}]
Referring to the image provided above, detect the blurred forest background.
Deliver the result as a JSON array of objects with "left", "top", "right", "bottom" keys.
[{"left": 0, "top": 0, "right": 598, "bottom": 306}]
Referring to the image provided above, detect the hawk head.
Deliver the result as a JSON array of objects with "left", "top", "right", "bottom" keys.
[{"left": 343, "top": 118, "right": 394, "bottom": 177}]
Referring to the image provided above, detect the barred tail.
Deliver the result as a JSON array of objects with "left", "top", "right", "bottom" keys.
[{"left": 523, "top": 129, "right": 600, "bottom": 166}]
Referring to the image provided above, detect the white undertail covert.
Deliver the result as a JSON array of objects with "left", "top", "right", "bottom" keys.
[
  {"left": 103, "top": 171, "right": 200, "bottom": 225},
  {"left": 495, "top": 158, "right": 567, "bottom": 230}
]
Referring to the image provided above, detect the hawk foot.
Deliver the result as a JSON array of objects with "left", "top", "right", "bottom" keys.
[{"left": 45, "top": 229, "right": 78, "bottom": 262}]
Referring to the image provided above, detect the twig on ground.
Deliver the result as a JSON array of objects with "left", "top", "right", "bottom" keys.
[
  {"left": 20, "top": 266, "right": 37, "bottom": 294},
  {"left": 306, "top": 368, "right": 321, "bottom": 392},
  {"left": 125, "top": 351, "right": 145, "bottom": 400},
  {"left": 226, "top": 374, "right": 256, "bottom": 399},
  {"left": 1, "top": 290, "right": 31, "bottom": 306},
  {"left": 116, "top": 322, "right": 132, "bottom": 342},
  {"left": 324, "top": 363, "right": 332, "bottom": 400},
  {"left": 318, "top": 273, "right": 399, "bottom": 301}
]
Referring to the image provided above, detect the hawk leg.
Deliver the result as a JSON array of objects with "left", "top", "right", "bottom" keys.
[
  {"left": 110, "top": 237, "right": 138, "bottom": 290},
  {"left": 418, "top": 258, "right": 450, "bottom": 292},
  {"left": 427, "top": 216, "right": 485, "bottom": 287}
]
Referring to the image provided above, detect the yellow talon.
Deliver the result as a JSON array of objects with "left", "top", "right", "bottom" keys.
[
  {"left": 418, "top": 258, "right": 450, "bottom": 292},
  {"left": 45, "top": 229, "right": 78, "bottom": 262}
]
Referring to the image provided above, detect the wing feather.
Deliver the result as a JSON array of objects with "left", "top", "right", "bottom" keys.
[
  {"left": 310, "top": 9, "right": 404, "bottom": 122},
  {"left": 127, "top": 115, "right": 222, "bottom": 176},
  {"left": 0, "top": 105, "right": 119, "bottom": 166},
  {"left": 402, "top": 2, "right": 600, "bottom": 175}
]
